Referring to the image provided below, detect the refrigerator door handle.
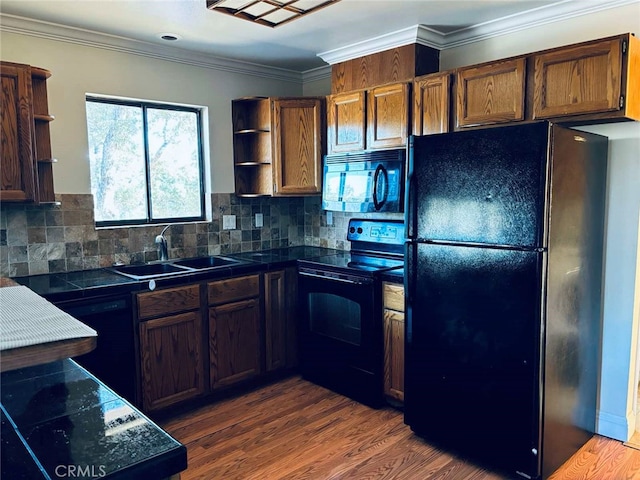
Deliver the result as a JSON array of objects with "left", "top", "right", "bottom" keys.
[{"left": 404, "top": 241, "right": 415, "bottom": 344}]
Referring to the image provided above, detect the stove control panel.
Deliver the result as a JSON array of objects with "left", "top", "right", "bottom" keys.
[{"left": 347, "top": 219, "right": 405, "bottom": 245}]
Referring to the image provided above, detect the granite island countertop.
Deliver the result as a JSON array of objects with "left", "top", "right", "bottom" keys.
[{"left": 1, "top": 359, "right": 186, "bottom": 479}]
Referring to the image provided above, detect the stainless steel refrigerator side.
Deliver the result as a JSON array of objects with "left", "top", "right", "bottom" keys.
[{"left": 540, "top": 125, "right": 609, "bottom": 479}]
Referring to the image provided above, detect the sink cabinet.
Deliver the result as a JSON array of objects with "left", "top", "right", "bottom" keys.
[
  {"left": 137, "top": 284, "right": 205, "bottom": 412},
  {"left": 208, "top": 274, "right": 262, "bottom": 389},
  {"left": 383, "top": 282, "right": 404, "bottom": 404}
]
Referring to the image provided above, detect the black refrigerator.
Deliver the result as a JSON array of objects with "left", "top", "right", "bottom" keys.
[{"left": 404, "top": 121, "right": 608, "bottom": 480}]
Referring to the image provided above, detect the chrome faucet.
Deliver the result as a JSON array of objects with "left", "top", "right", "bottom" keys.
[{"left": 155, "top": 225, "right": 171, "bottom": 261}]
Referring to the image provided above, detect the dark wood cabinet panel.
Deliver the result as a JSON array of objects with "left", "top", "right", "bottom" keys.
[
  {"left": 264, "top": 270, "right": 286, "bottom": 372},
  {"left": 207, "top": 274, "right": 259, "bottom": 305},
  {"left": 272, "top": 98, "right": 324, "bottom": 195},
  {"left": 456, "top": 57, "right": 526, "bottom": 128},
  {"left": 366, "top": 83, "right": 410, "bottom": 149},
  {"left": 138, "top": 284, "right": 200, "bottom": 320},
  {"left": 139, "top": 311, "right": 204, "bottom": 411},
  {"left": 209, "top": 298, "right": 261, "bottom": 389},
  {"left": 413, "top": 72, "right": 451, "bottom": 135},
  {"left": 1, "top": 62, "right": 36, "bottom": 202},
  {"left": 327, "top": 91, "right": 366, "bottom": 154}
]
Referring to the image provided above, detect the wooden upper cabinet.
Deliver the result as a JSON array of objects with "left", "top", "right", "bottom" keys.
[
  {"left": 413, "top": 72, "right": 451, "bottom": 135},
  {"left": 327, "top": 91, "right": 366, "bottom": 153},
  {"left": 1, "top": 62, "right": 36, "bottom": 202},
  {"left": 367, "top": 83, "right": 410, "bottom": 150},
  {"left": 232, "top": 96, "right": 324, "bottom": 197},
  {"left": 533, "top": 34, "right": 639, "bottom": 121},
  {"left": 455, "top": 57, "right": 526, "bottom": 128},
  {"left": 272, "top": 98, "right": 324, "bottom": 195}
]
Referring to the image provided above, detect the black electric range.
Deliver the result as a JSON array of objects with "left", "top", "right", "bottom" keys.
[{"left": 297, "top": 219, "right": 405, "bottom": 407}]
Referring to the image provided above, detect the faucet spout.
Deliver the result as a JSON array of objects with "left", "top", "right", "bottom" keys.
[{"left": 155, "top": 225, "right": 171, "bottom": 261}]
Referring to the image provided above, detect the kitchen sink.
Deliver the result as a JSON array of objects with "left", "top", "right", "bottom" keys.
[
  {"left": 109, "top": 262, "right": 192, "bottom": 280},
  {"left": 172, "top": 256, "right": 240, "bottom": 270},
  {"left": 109, "top": 256, "right": 244, "bottom": 280}
]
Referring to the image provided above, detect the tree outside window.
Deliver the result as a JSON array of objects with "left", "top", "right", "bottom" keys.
[{"left": 86, "top": 97, "right": 204, "bottom": 226}]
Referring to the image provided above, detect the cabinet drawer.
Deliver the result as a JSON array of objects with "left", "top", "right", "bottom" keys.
[
  {"left": 383, "top": 282, "right": 404, "bottom": 312},
  {"left": 208, "top": 274, "right": 260, "bottom": 305},
  {"left": 137, "top": 284, "right": 200, "bottom": 320}
]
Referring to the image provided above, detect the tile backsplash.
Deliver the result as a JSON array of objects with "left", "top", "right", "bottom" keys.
[{"left": 0, "top": 194, "right": 402, "bottom": 277}]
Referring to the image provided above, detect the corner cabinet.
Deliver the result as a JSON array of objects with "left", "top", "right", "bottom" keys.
[
  {"left": 232, "top": 96, "right": 324, "bottom": 197},
  {"left": 383, "top": 282, "right": 405, "bottom": 404},
  {"left": 327, "top": 82, "right": 410, "bottom": 154},
  {"left": 208, "top": 274, "right": 262, "bottom": 390},
  {"left": 533, "top": 33, "right": 640, "bottom": 122},
  {"left": 0, "top": 62, "right": 57, "bottom": 203},
  {"left": 137, "top": 284, "right": 204, "bottom": 412}
]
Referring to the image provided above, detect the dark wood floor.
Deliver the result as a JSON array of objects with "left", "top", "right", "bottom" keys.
[{"left": 161, "top": 376, "right": 640, "bottom": 480}]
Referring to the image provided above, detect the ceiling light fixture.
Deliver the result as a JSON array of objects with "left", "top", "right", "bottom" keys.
[
  {"left": 206, "top": 0, "right": 341, "bottom": 28},
  {"left": 159, "top": 33, "right": 182, "bottom": 41}
]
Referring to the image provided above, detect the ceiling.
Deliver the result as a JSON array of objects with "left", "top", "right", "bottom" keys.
[{"left": 0, "top": 0, "right": 632, "bottom": 73}]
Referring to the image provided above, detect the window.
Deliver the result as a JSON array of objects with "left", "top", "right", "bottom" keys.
[{"left": 85, "top": 97, "right": 205, "bottom": 227}]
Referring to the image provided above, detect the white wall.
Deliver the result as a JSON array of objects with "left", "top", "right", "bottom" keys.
[
  {"left": 0, "top": 32, "right": 303, "bottom": 194},
  {"left": 441, "top": 2, "right": 640, "bottom": 440}
]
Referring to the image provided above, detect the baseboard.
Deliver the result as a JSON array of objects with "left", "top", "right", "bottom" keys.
[{"left": 596, "top": 409, "right": 634, "bottom": 441}]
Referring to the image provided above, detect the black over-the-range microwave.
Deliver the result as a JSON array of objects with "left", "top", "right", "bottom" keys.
[{"left": 321, "top": 148, "right": 406, "bottom": 213}]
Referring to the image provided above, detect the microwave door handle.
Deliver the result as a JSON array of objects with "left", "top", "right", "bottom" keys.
[{"left": 373, "top": 164, "right": 389, "bottom": 211}]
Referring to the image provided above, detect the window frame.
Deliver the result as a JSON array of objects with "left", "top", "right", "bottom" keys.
[{"left": 86, "top": 96, "right": 206, "bottom": 228}]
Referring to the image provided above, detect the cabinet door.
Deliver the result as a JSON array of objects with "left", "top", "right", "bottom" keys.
[
  {"left": 264, "top": 270, "right": 286, "bottom": 372},
  {"left": 327, "top": 91, "right": 366, "bottom": 153},
  {"left": 367, "top": 83, "right": 410, "bottom": 149},
  {"left": 383, "top": 308, "right": 405, "bottom": 402},
  {"left": 533, "top": 38, "right": 622, "bottom": 119},
  {"left": 139, "top": 311, "right": 204, "bottom": 412},
  {"left": 413, "top": 72, "right": 451, "bottom": 135},
  {"left": 272, "top": 98, "right": 324, "bottom": 195},
  {"left": 264, "top": 268, "right": 298, "bottom": 371},
  {"left": 0, "top": 62, "right": 36, "bottom": 202},
  {"left": 455, "top": 58, "right": 526, "bottom": 128},
  {"left": 210, "top": 298, "right": 261, "bottom": 389}
]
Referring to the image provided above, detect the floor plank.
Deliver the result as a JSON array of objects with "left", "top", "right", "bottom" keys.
[{"left": 161, "top": 376, "right": 640, "bottom": 480}]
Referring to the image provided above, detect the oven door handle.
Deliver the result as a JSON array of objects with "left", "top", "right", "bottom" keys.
[{"left": 298, "top": 270, "right": 373, "bottom": 286}]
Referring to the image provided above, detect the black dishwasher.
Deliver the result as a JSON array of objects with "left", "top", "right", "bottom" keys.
[{"left": 55, "top": 294, "right": 137, "bottom": 405}]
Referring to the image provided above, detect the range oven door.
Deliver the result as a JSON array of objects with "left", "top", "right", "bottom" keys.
[{"left": 297, "top": 267, "right": 383, "bottom": 407}]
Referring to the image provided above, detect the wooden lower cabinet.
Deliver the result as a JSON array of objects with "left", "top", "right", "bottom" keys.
[
  {"left": 139, "top": 310, "right": 204, "bottom": 412},
  {"left": 383, "top": 282, "right": 405, "bottom": 404},
  {"left": 264, "top": 267, "right": 298, "bottom": 372},
  {"left": 208, "top": 274, "right": 261, "bottom": 390}
]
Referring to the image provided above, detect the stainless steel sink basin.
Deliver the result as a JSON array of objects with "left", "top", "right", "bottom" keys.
[
  {"left": 109, "top": 256, "right": 243, "bottom": 280},
  {"left": 173, "top": 256, "right": 239, "bottom": 270},
  {"left": 109, "top": 262, "right": 192, "bottom": 280}
]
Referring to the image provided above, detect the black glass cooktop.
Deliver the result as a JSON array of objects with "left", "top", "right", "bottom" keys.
[{"left": 298, "top": 251, "right": 403, "bottom": 275}]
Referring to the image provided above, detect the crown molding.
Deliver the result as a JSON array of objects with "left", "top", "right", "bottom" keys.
[
  {"left": 301, "top": 64, "right": 332, "bottom": 83},
  {"left": 0, "top": 14, "right": 304, "bottom": 83},
  {"left": 317, "top": 0, "right": 639, "bottom": 64}
]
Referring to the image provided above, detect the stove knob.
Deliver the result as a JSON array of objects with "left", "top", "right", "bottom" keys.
[
  {"left": 349, "top": 227, "right": 356, "bottom": 233},
  {"left": 357, "top": 227, "right": 363, "bottom": 234}
]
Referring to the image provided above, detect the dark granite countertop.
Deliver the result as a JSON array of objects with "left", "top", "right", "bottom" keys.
[
  {"left": 12, "top": 246, "right": 340, "bottom": 301},
  {"left": 1, "top": 359, "right": 186, "bottom": 480}
]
